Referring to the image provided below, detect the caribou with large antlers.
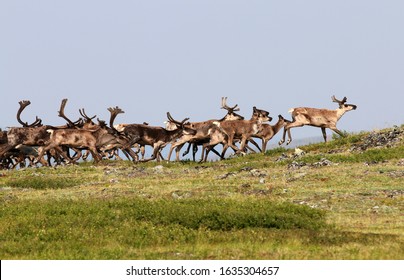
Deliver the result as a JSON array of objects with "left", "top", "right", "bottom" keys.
[
  {"left": 35, "top": 103, "right": 137, "bottom": 165},
  {"left": 279, "top": 95, "right": 357, "bottom": 145},
  {"left": 115, "top": 113, "right": 196, "bottom": 162},
  {"left": 0, "top": 100, "right": 49, "bottom": 166},
  {"left": 166, "top": 97, "right": 245, "bottom": 161},
  {"left": 0, "top": 96, "right": 359, "bottom": 168},
  {"left": 201, "top": 106, "right": 272, "bottom": 161}
]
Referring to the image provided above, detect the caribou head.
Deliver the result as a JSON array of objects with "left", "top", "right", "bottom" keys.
[
  {"left": 166, "top": 112, "right": 195, "bottom": 135},
  {"left": 332, "top": 95, "right": 357, "bottom": 111}
]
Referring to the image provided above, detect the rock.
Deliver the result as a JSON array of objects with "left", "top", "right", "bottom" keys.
[
  {"left": 171, "top": 192, "right": 180, "bottom": 199},
  {"left": 240, "top": 166, "right": 253, "bottom": 172},
  {"left": 351, "top": 126, "right": 403, "bottom": 151},
  {"left": 312, "top": 158, "right": 334, "bottom": 167},
  {"left": 365, "top": 161, "right": 380, "bottom": 166},
  {"left": 276, "top": 153, "right": 289, "bottom": 162},
  {"left": 216, "top": 172, "right": 236, "bottom": 180},
  {"left": 293, "top": 148, "right": 305, "bottom": 158},
  {"left": 288, "top": 161, "right": 306, "bottom": 170},
  {"left": 383, "top": 190, "right": 404, "bottom": 198},
  {"left": 152, "top": 165, "right": 164, "bottom": 173},
  {"left": 127, "top": 167, "right": 147, "bottom": 178},
  {"left": 250, "top": 169, "right": 267, "bottom": 177},
  {"left": 286, "top": 172, "right": 307, "bottom": 182},
  {"left": 387, "top": 171, "right": 404, "bottom": 178}
]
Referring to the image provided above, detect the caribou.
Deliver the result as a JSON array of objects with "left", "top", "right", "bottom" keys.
[
  {"left": 36, "top": 104, "right": 138, "bottom": 165},
  {"left": 279, "top": 95, "right": 357, "bottom": 145},
  {"left": 115, "top": 113, "right": 196, "bottom": 162},
  {"left": 166, "top": 97, "right": 245, "bottom": 161},
  {"left": 0, "top": 100, "right": 49, "bottom": 166},
  {"left": 166, "top": 98, "right": 269, "bottom": 161},
  {"left": 253, "top": 115, "right": 289, "bottom": 152},
  {"left": 0, "top": 96, "right": 359, "bottom": 169},
  {"left": 200, "top": 106, "right": 272, "bottom": 161}
]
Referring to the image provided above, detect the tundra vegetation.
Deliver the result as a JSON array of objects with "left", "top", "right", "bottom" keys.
[{"left": 0, "top": 126, "right": 403, "bottom": 260}]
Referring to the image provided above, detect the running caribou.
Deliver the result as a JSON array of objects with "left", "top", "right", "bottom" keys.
[
  {"left": 253, "top": 115, "right": 289, "bottom": 152},
  {"left": 115, "top": 113, "right": 196, "bottom": 162},
  {"left": 0, "top": 100, "right": 49, "bottom": 166},
  {"left": 36, "top": 104, "right": 137, "bottom": 165},
  {"left": 200, "top": 106, "right": 272, "bottom": 161},
  {"left": 279, "top": 95, "right": 357, "bottom": 145},
  {"left": 0, "top": 96, "right": 359, "bottom": 168},
  {"left": 166, "top": 97, "right": 245, "bottom": 161}
]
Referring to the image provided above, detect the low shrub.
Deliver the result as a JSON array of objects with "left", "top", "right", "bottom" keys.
[
  {"left": 0, "top": 198, "right": 326, "bottom": 235},
  {"left": 5, "top": 176, "right": 82, "bottom": 189},
  {"left": 127, "top": 198, "right": 327, "bottom": 231}
]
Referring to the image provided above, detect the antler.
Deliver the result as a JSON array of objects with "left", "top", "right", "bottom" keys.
[
  {"left": 107, "top": 106, "right": 125, "bottom": 130},
  {"left": 180, "top": 117, "right": 190, "bottom": 124},
  {"left": 331, "top": 95, "right": 347, "bottom": 104},
  {"left": 79, "top": 108, "right": 96, "bottom": 123},
  {"left": 97, "top": 118, "right": 106, "bottom": 125},
  {"left": 17, "top": 100, "right": 42, "bottom": 127},
  {"left": 167, "top": 112, "right": 176, "bottom": 123},
  {"left": 221, "top": 97, "right": 240, "bottom": 112},
  {"left": 58, "top": 99, "right": 82, "bottom": 127},
  {"left": 166, "top": 112, "right": 189, "bottom": 126}
]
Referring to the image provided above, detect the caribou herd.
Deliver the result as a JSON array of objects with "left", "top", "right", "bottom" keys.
[{"left": 0, "top": 96, "right": 357, "bottom": 169}]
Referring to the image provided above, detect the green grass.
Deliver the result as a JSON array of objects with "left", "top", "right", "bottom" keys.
[
  {"left": 0, "top": 199, "right": 327, "bottom": 257},
  {"left": 5, "top": 176, "right": 83, "bottom": 189},
  {"left": 0, "top": 126, "right": 403, "bottom": 259},
  {"left": 292, "top": 145, "right": 404, "bottom": 165},
  {"left": 1, "top": 197, "right": 400, "bottom": 260}
]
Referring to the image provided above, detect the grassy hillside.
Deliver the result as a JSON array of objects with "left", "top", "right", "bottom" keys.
[{"left": 0, "top": 126, "right": 403, "bottom": 259}]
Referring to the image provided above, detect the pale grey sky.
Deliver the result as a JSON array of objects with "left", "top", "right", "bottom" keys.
[{"left": 1, "top": 1, "right": 403, "bottom": 143}]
